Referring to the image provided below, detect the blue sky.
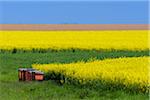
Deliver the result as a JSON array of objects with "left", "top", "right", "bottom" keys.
[
  {"left": 0, "top": 0, "right": 147, "bottom": 1},
  {"left": 0, "top": 0, "right": 148, "bottom": 24}
]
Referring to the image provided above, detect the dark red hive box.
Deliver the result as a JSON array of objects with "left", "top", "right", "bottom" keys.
[
  {"left": 25, "top": 70, "right": 35, "bottom": 81},
  {"left": 18, "top": 68, "right": 30, "bottom": 81},
  {"left": 18, "top": 68, "right": 24, "bottom": 81}
]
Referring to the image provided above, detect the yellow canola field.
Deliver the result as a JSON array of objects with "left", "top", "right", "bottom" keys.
[
  {"left": 33, "top": 57, "right": 150, "bottom": 93},
  {"left": 0, "top": 30, "right": 149, "bottom": 51}
]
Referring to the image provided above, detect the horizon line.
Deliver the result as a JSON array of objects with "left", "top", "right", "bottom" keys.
[{"left": 0, "top": 24, "right": 149, "bottom": 31}]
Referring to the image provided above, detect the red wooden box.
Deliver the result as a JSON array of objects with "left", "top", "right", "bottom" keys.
[
  {"left": 18, "top": 68, "right": 33, "bottom": 81},
  {"left": 34, "top": 71, "right": 44, "bottom": 81},
  {"left": 25, "top": 71, "right": 35, "bottom": 81}
]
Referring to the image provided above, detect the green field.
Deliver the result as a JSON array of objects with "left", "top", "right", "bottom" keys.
[{"left": 0, "top": 50, "right": 149, "bottom": 100}]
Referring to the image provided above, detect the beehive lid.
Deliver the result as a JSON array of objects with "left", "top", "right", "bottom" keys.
[
  {"left": 27, "top": 68, "right": 35, "bottom": 71},
  {"left": 18, "top": 68, "right": 28, "bottom": 71},
  {"left": 34, "top": 70, "right": 44, "bottom": 75},
  {"left": 28, "top": 70, "right": 34, "bottom": 73},
  {"left": 18, "top": 68, "right": 35, "bottom": 71}
]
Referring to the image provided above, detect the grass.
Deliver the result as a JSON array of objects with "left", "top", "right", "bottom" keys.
[{"left": 0, "top": 50, "right": 149, "bottom": 100}]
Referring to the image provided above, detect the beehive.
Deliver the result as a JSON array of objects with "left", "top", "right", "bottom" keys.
[
  {"left": 18, "top": 68, "right": 44, "bottom": 81},
  {"left": 25, "top": 70, "right": 34, "bottom": 81},
  {"left": 18, "top": 68, "right": 34, "bottom": 81},
  {"left": 34, "top": 71, "right": 44, "bottom": 81},
  {"left": 18, "top": 68, "right": 28, "bottom": 81}
]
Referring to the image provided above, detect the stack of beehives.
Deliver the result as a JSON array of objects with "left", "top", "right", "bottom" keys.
[{"left": 18, "top": 68, "right": 44, "bottom": 81}]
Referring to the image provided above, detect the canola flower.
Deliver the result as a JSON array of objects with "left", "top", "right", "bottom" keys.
[
  {"left": 33, "top": 57, "right": 150, "bottom": 93},
  {"left": 0, "top": 30, "right": 149, "bottom": 51}
]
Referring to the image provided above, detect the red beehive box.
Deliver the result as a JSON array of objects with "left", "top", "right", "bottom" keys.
[
  {"left": 34, "top": 71, "right": 44, "bottom": 81},
  {"left": 25, "top": 71, "right": 34, "bottom": 81},
  {"left": 18, "top": 68, "right": 34, "bottom": 81},
  {"left": 18, "top": 68, "right": 28, "bottom": 81}
]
